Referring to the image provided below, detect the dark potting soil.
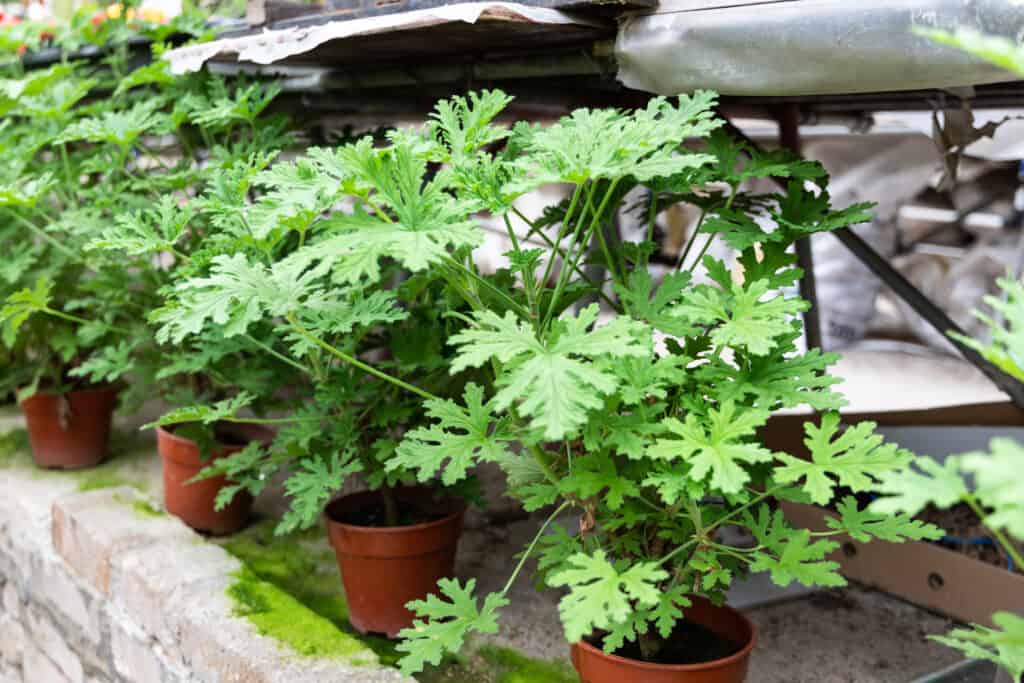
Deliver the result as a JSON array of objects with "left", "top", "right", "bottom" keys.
[
  {"left": 918, "top": 503, "right": 1024, "bottom": 570},
  {"left": 595, "top": 620, "right": 739, "bottom": 666},
  {"left": 339, "top": 500, "right": 447, "bottom": 528}
]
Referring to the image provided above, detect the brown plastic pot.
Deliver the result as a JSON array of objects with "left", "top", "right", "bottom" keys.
[
  {"left": 20, "top": 387, "right": 118, "bottom": 469},
  {"left": 325, "top": 487, "right": 465, "bottom": 638},
  {"left": 156, "top": 424, "right": 271, "bottom": 536},
  {"left": 570, "top": 597, "right": 757, "bottom": 683}
]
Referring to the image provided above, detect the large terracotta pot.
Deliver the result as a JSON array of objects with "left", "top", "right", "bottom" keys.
[
  {"left": 20, "top": 387, "right": 118, "bottom": 469},
  {"left": 156, "top": 424, "right": 270, "bottom": 535},
  {"left": 325, "top": 487, "right": 465, "bottom": 638},
  {"left": 571, "top": 597, "right": 757, "bottom": 683}
]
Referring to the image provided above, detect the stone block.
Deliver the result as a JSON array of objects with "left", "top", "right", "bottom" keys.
[
  {"left": 25, "top": 607, "right": 84, "bottom": 683},
  {"left": 110, "top": 541, "right": 239, "bottom": 649},
  {"left": 0, "top": 615, "right": 25, "bottom": 667},
  {"left": 23, "top": 641, "right": 71, "bottom": 683},
  {"left": 51, "top": 488, "right": 193, "bottom": 594},
  {"left": 110, "top": 618, "right": 165, "bottom": 683}
]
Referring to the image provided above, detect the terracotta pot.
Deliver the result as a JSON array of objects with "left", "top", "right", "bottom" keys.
[
  {"left": 156, "top": 424, "right": 270, "bottom": 535},
  {"left": 570, "top": 597, "right": 757, "bottom": 683},
  {"left": 20, "top": 387, "right": 118, "bottom": 469},
  {"left": 325, "top": 487, "right": 466, "bottom": 637}
]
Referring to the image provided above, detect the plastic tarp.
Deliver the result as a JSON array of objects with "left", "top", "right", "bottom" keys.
[
  {"left": 163, "top": 2, "right": 599, "bottom": 74},
  {"left": 616, "top": 0, "right": 1024, "bottom": 96}
]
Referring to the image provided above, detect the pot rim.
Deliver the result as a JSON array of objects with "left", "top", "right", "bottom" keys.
[
  {"left": 572, "top": 601, "right": 758, "bottom": 672},
  {"left": 19, "top": 384, "right": 119, "bottom": 406},
  {"left": 155, "top": 423, "right": 274, "bottom": 449},
  {"left": 325, "top": 487, "right": 466, "bottom": 536}
]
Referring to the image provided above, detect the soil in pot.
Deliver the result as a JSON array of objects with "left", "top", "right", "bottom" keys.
[
  {"left": 156, "top": 423, "right": 271, "bottom": 536},
  {"left": 20, "top": 387, "right": 118, "bottom": 469},
  {"left": 325, "top": 486, "right": 465, "bottom": 638},
  {"left": 571, "top": 596, "right": 756, "bottom": 683}
]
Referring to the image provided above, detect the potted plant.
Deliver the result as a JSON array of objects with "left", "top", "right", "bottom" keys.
[
  {"left": 79, "top": 48, "right": 304, "bottom": 533},
  {"left": 273, "top": 91, "right": 941, "bottom": 680},
  {"left": 150, "top": 126, "right": 475, "bottom": 626},
  {"left": 0, "top": 10, "right": 212, "bottom": 468}
]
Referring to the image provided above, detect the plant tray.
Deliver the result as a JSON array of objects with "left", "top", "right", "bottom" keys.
[{"left": 782, "top": 501, "right": 1024, "bottom": 627}]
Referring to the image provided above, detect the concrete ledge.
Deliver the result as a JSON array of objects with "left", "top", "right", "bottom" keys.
[{"left": 0, "top": 433, "right": 400, "bottom": 683}]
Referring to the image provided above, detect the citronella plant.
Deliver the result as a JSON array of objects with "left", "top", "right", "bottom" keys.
[
  {"left": 871, "top": 277, "right": 1024, "bottom": 682},
  {"left": 347, "top": 91, "right": 941, "bottom": 672},
  {"left": 148, "top": 129, "right": 474, "bottom": 533},
  {"left": 152, "top": 88, "right": 943, "bottom": 667}
]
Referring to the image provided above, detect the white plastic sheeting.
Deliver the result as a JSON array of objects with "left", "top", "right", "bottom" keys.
[
  {"left": 616, "top": 0, "right": 1024, "bottom": 96},
  {"left": 164, "top": 2, "right": 599, "bottom": 74}
]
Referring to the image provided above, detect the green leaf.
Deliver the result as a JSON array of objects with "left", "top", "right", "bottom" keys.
[
  {"left": 959, "top": 438, "right": 1024, "bottom": 537},
  {"left": 951, "top": 277, "right": 1024, "bottom": 383},
  {"left": 88, "top": 197, "right": 193, "bottom": 256},
  {"left": 869, "top": 456, "right": 969, "bottom": 517},
  {"left": 613, "top": 270, "right": 696, "bottom": 337},
  {"left": 56, "top": 100, "right": 164, "bottom": 148},
  {"left": 673, "top": 279, "right": 807, "bottom": 356},
  {"left": 699, "top": 337, "right": 846, "bottom": 411},
  {"left": 647, "top": 401, "right": 773, "bottom": 494},
  {"left": 68, "top": 341, "right": 136, "bottom": 384},
  {"left": 774, "top": 414, "right": 913, "bottom": 505},
  {"left": 548, "top": 551, "right": 668, "bottom": 644},
  {"left": 750, "top": 529, "right": 844, "bottom": 588},
  {"left": 396, "top": 579, "right": 508, "bottom": 675},
  {"left": 430, "top": 89, "right": 514, "bottom": 161},
  {"left": 277, "top": 451, "right": 362, "bottom": 534},
  {"left": 932, "top": 612, "right": 1024, "bottom": 681},
  {"left": 559, "top": 454, "right": 638, "bottom": 510},
  {"left": 143, "top": 393, "right": 256, "bottom": 429},
  {"left": 391, "top": 383, "right": 513, "bottom": 485},
  {"left": 449, "top": 305, "right": 648, "bottom": 439},
  {"left": 1, "top": 277, "right": 52, "bottom": 346},
  {"left": 826, "top": 496, "right": 943, "bottom": 543}
]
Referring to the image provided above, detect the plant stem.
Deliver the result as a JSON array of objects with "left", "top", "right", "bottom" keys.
[
  {"left": 285, "top": 314, "right": 439, "bottom": 402},
  {"left": 219, "top": 415, "right": 320, "bottom": 425},
  {"left": 964, "top": 493, "right": 1024, "bottom": 571},
  {"left": 6, "top": 211, "right": 78, "bottom": 261},
  {"left": 674, "top": 209, "right": 706, "bottom": 271},
  {"left": 502, "top": 213, "right": 538, "bottom": 319},
  {"left": 537, "top": 181, "right": 584, "bottom": 291},
  {"left": 243, "top": 333, "right": 312, "bottom": 377},
  {"left": 502, "top": 501, "right": 571, "bottom": 594},
  {"left": 704, "top": 484, "right": 789, "bottom": 536},
  {"left": 544, "top": 178, "right": 619, "bottom": 328},
  {"left": 42, "top": 307, "right": 132, "bottom": 335}
]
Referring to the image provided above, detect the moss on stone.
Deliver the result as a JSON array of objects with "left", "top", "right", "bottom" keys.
[
  {"left": 0, "top": 428, "right": 31, "bottom": 467},
  {"left": 479, "top": 645, "right": 577, "bottom": 683},
  {"left": 226, "top": 566, "right": 377, "bottom": 665},
  {"left": 219, "top": 520, "right": 402, "bottom": 666}
]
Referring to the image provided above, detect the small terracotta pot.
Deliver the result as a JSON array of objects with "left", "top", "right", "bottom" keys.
[
  {"left": 570, "top": 597, "right": 757, "bottom": 683},
  {"left": 20, "top": 387, "right": 118, "bottom": 469},
  {"left": 325, "top": 487, "right": 465, "bottom": 637},
  {"left": 156, "top": 424, "right": 271, "bottom": 535}
]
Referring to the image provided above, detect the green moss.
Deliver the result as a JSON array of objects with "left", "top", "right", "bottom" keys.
[
  {"left": 479, "top": 645, "right": 577, "bottom": 683},
  {"left": 226, "top": 566, "right": 376, "bottom": 665},
  {"left": 220, "top": 521, "right": 401, "bottom": 666},
  {"left": 0, "top": 428, "right": 31, "bottom": 466},
  {"left": 111, "top": 492, "right": 165, "bottom": 518}
]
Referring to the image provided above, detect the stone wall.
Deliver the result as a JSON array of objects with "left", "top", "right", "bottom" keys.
[{"left": 0, "top": 464, "right": 404, "bottom": 683}]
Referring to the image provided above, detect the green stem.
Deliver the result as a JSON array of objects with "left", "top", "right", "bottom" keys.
[
  {"left": 658, "top": 539, "right": 699, "bottom": 567},
  {"left": 704, "top": 484, "right": 789, "bottom": 536},
  {"left": 503, "top": 213, "right": 538, "bottom": 319},
  {"left": 443, "top": 256, "right": 531, "bottom": 318},
  {"left": 6, "top": 211, "right": 78, "bottom": 261},
  {"left": 42, "top": 307, "right": 132, "bottom": 335},
  {"left": 537, "top": 181, "right": 585, "bottom": 291},
  {"left": 219, "top": 415, "right": 320, "bottom": 425},
  {"left": 964, "top": 493, "right": 1024, "bottom": 571},
  {"left": 513, "top": 208, "right": 622, "bottom": 313},
  {"left": 502, "top": 501, "right": 571, "bottom": 595},
  {"left": 645, "top": 189, "right": 658, "bottom": 248},
  {"left": 243, "top": 333, "right": 312, "bottom": 377},
  {"left": 674, "top": 209, "right": 706, "bottom": 271},
  {"left": 285, "top": 314, "right": 439, "bottom": 402},
  {"left": 544, "top": 178, "right": 619, "bottom": 328}
]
